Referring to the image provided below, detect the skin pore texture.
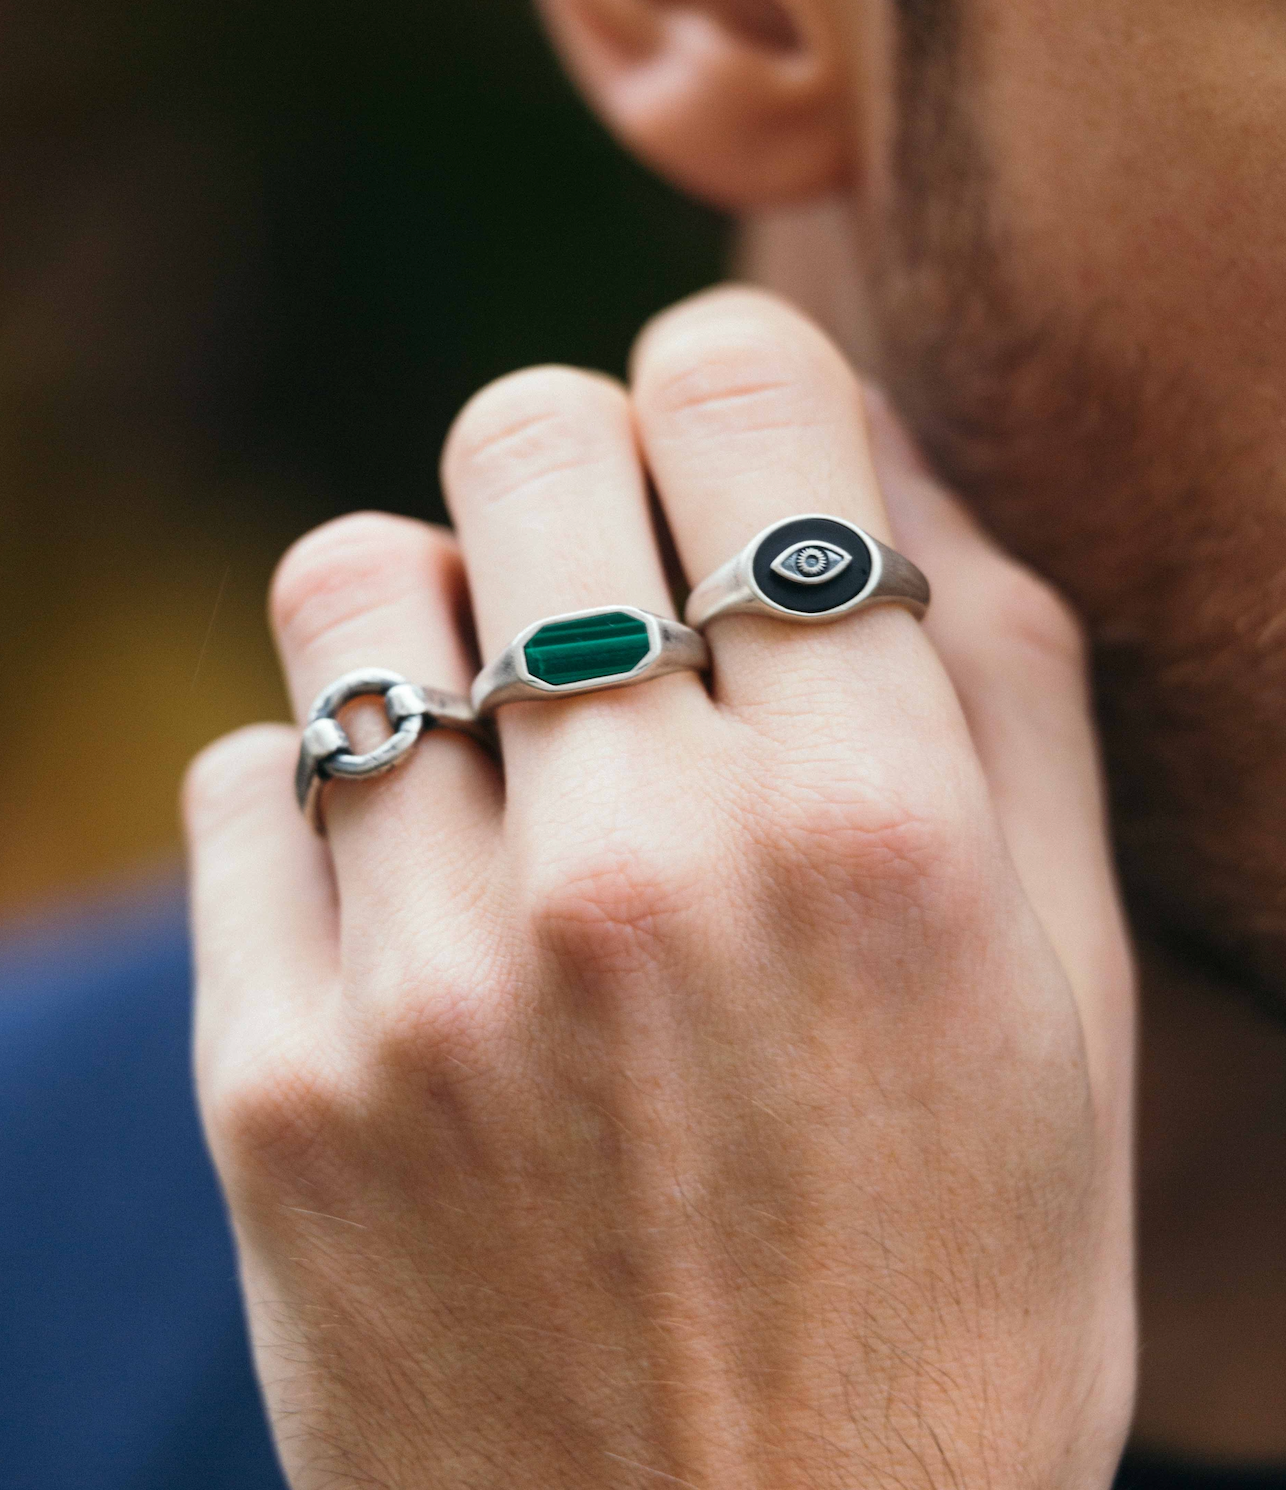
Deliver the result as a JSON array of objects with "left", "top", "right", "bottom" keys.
[{"left": 742, "top": 0, "right": 1286, "bottom": 1461}]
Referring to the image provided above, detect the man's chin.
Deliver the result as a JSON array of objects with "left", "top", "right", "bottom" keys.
[{"left": 873, "top": 250, "right": 1286, "bottom": 1020}]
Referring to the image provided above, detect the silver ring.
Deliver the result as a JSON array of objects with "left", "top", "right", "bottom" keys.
[
  {"left": 296, "top": 667, "right": 490, "bottom": 832},
  {"left": 471, "top": 606, "right": 709, "bottom": 716},
  {"left": 684, "top": 514, "right": 929, "bottom": 630}
]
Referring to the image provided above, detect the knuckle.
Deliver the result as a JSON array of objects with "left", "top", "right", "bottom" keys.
[
  {"left": 779, "top": 778, "right": 972, "bottom": 899},
  {"left": 983, "top": 561, "right": 1086, "bottom": 674},
  {"left": 358, "top": 948, "right": 494, "bottom": 1080},
  {"left": 525, "top": 837, "right": 697, "bottom": 981},
  {"left": 269, "top": 512, "right": 453, "bottom": 656},
  {"left": 633, "top": 289, "right": 852, "bottom": 437},
  {"left": 202, "top": 1036, "right": 350, "bottom": 1197},
  {"left": 368, "top": 980, "right": 473, "bottom": 1079},
  {"left": 746, "top": 733, "right": 990, "bottom": 919},
  {"left": 183, "top": 723, "right": 298, "bottom": 840},
  {"left": 441, "top": 365, "right": 629, "bottom": 509}
]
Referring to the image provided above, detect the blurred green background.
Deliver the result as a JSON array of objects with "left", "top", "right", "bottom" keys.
[{"left": 0, "top": 0, "right": 724, "bottom": 911}]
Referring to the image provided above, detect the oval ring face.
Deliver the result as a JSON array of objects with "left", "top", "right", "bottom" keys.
[{"left": 751, "top": 516, "right": 874, "bottom": 615}]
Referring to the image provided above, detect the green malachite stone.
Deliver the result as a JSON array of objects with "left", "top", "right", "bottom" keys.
[{"left": 524, "top": 611, "right": 652, "bottom": 686}]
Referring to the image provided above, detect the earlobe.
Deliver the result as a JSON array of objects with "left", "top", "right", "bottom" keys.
[{"left": 537, "top": 0, "right": 850, "bottom": 210}]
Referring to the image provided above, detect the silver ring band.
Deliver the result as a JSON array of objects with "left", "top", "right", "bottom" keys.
[
  {"left": 296, "top": 667, "right": 490, "bottom": 832},
  {"left": 685, "top": 514, "right": 929, "bottom": 630},
  {"left": 472, "top": 606, "right": 709, "bottom": 716}
]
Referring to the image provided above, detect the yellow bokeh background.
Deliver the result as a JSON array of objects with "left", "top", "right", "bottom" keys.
[{"left": 0, "top": 0, "right": 723, "bottom": 919}]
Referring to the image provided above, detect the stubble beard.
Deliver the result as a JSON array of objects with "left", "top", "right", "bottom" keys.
[{"left": 869, "top": 3, "right": 1286, "bottom": 1019}]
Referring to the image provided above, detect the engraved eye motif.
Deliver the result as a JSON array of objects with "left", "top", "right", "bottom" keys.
[{"left": 770, "top": 540, "right": 853, "bottom": 586}]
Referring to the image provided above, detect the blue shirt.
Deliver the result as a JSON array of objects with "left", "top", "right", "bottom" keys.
[{"left": 0, "top": 890, "right": 285, "bottom": 1490}]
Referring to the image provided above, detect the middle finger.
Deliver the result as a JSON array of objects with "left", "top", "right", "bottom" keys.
[{"left": 441, "top": 364, "right": 711, "bottom": 776}]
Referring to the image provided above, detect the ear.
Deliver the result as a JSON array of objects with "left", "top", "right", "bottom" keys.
[{"left": 536, "top": 0, "right": 850, "bottom": 209}]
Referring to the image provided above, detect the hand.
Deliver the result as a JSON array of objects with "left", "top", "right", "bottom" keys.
[{"left": 185, "top": 288, "right": 1135, "bottom": 1489}]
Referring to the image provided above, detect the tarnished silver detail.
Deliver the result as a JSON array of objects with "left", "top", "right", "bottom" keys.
[
  {"left": 295, "top": 667, "right": 490, "bottom": 832},
  {"left": 685, "top": 514, "right": 930, "bottom": 630},
  {"left": 770, "top": 540, "right": 853, "bottom": 586},
  {"left": 302, "top": 716, "right": 349, "bottom": 761},
  {"left": 385, "top": 682, "right": 428, "bottom": 727},
  {"left": 471, "top": 606, "right": 710, "bottom": 716}
]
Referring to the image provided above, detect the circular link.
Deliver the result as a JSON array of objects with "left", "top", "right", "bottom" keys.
[{"left": 295, "top": 667, "right": 490, "bottom": 832}]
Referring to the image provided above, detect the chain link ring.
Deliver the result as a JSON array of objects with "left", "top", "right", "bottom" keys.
[{"left": 295, "top": 668, "right": 488, "bottom": 832}]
